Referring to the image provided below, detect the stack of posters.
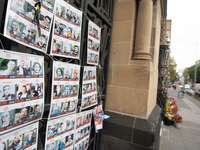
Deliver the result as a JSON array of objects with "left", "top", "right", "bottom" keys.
[
  {"left": 87, "top": 20, "right": 101, "bottom": 65},
  {"left": 0, "top": 50, "right": 44, "bottom": 134},
  {"left": 0, "top": 121, "right": 39, "bottom": 150},
  {"left": 50, "top": 0, "right": 82, "bottom": 59},
  {"left": 45, "top": 114, "right": 76, "bottom": 150},
  {"left": 74, "top": 110, "right": 92, "bottom": 150},
  {"left": 93, "top": 103, "right": 103, "bottom": 133},
  {"left": 4, "top": 0, "right": 55, "bottom": 53},
  {"left": 49, "top": 61, "right": 80, "bottom": 119},
  {"left": 81, "top": 66, "right": 98, "bottom": 110}
]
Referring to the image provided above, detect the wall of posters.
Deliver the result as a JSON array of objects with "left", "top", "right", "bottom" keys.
[
  {"left": 50, "top": 0, "right": 82, "bottom": 59},
  {"left": 49, "top": 61, "right": 80, "bottom": 119},
  {"left": 45, "top": 114, "right": 76, "bottom": 150},
  {"left": 87, "top": 20, "right": 101, "bottom": 65},
  {"left": 75, "top": 110, "right": 92, "bottom": 150},
  {"left": 81, "top": 66, "right": 98, "bottom": 110},
  {"left": 4, "top": 0, "right": 54, "bottom": 53},
  {"left": 0, "top": 50, "right": 44, "bottom": 134},
  {"left": 0, "top": 121, "right": 38, "bottom": 150},
  {"left": 93, "top": 103, "right": 103, "bottom": 133}
]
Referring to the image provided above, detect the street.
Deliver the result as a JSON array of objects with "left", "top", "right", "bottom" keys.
[{"left": 160, "top": 88, "right": 200, "bottom": 150}]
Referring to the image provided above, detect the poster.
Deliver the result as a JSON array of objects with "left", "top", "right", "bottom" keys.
[
  {"left": 4, "top": 0, "right": 54, "bottom": 53},
  {"left": 0, "top": 50, "right": 44, "bottom": 134},
  {"left": 81, "top": 66, "right": 97, "bottom": 110},
  {"left": 93, "top": 103, "right": 103, "bottom": 133},
  {"left": 75, "top": 110, "right": 92, "bottom": 150},
  {"left": 87, "top": 20, "right": 101, "bottom": 65},
  {"left": 50, "top": 0, "right": 82, "bottom": 59},
  {"left": 0, "top": 121, "right": 38, "bottom": 150},
  {"left": 45, "top": 114, "right": 76, "bottom": 150},
  {"left": 49, "top": 61, "right": 80, "bottom": 119}
]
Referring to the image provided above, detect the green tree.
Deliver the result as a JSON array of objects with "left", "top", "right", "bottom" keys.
[
  {"left": 186, "top": 60, "right": 200, "bottom": 83},
  {"left": 168, "top": 56, "right": 178, "bottom": 83}
]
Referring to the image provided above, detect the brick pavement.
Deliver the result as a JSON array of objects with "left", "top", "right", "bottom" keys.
[{"left": 160, "top": 88, "right": 200, "bottom": 150}]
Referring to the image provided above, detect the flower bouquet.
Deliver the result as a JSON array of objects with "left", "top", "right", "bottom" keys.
[{"left": 175, "top": 114, "right": 183, "bottom": 128}]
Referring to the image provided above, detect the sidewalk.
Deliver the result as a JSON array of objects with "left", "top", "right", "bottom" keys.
[{"left": 160, "top": 88, "right": 200, "bottom": 150}]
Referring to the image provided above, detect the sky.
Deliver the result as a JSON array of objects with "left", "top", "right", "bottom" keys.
[{"left": 167, "top": 0, "right": 200, "bottom": 71}]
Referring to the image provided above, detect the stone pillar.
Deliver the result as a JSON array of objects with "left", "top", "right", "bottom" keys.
[{"left": 133, "top": 0, "right": 153, "bottom": 60}]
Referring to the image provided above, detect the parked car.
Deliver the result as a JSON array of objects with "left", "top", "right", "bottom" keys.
[{"left": 185, "top": 84, "right": 190, "bottom": 90}]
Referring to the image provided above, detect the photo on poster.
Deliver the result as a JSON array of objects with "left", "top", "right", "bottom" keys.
[
  {"left": 8, "top": 133, "right": 24, "bottom": 150},
  {"left": 0, "top": 58, "right": 17, "bottom": 78},
  {"left": 35, "top": 34, "right": 48, "bottom": 50},
  {"left": 31, "top": 82, "right": 43, "bottom": 99},
  {"left": 0, "top": 109, "right": 15, "bottom": 131},
  {"left": 10, "top": 0, "right": 26, "bottom": 15},
  {"left": 54, "top": 67, "right": 64, "bottom": 80},
  {"left": 92, "top": 82, "right": 97, "bottom": 91},
  {"left": 57, "top": 121, "right": 66, "bottom": 134},
  {"left": 52, "top": 38, "right": 63, "bottom": 54},
  {"left": 61, "top": 101, "right": 70, "bottom": 113},
  {"left": 87, "top": 83, "right": 92, "bottom": 93},
  {"left": 24, "top": 128, "right": 37, "bottom": 148},
  {"left": 56, "top": 2, "right": 65, "bottom": 19},
  {"left": 70, "top": 44, "right": 79, "bottom": 57},
  {"left": 62, "top": 85, "right": 71, "bottom": 98},
  {"left": 57, "top": 137, "right": 65, "bottom": 149},
  {"left": 53, "top": 85, "right": 63, "bottom": 99},
  {"left": 25, "top": 1, "right": 36, "bottom": 23},
  {"left": 29, "top": 104, "right": 43, "bottom": 120},
  {"left": 88, "top": 70, "right": 93, "bottom": 80},
  {"left": 65, "top": 9, "right": 73, "bottom": 23},
  {"left": 72, "top": 12, "right": 81, "bottom": 27},
  {"left": 71, "top": 68, "right": 79, "bottom": 81},
  {"left": 47, "top": 124, "right": 59, "bottom": 139},
  {"left": 67, "top": 119, "right": 75, "bottom": 131},
  {"left": 42, "top": 0, "right": 55, "bottom": 12},
  {"left": 50, "top": 102, "right": 62, "bottom": 117},
  {"left": 16, "top": 83, "right": 31, "bottom": 101},
  {"left": 72, "top": 29, "right": 80, "bottom": 42},
  {"left": 31, "top": 61, "right": 43, "bottom": 78},
  {"left": 70, "top": 85, "right": 78, "bottom": 97},
  {"left": 76, "top": 116, "right": 82, "bottom": 128},
  {"left": 62, "top": 42, "right": 71, "bottom": 56},
  {"left": 54, "top": 21, "right": 65, "bottom": 37},
  {"left": 6, "top": 16, "right": 24, "bottom": 40},
  {"left": 0, "top": 84, "right": 16, "bottom": 105},
  {"left": 65, "top": 133, "right": 73, "bottom": 147},
  {"left": 39, "top": 12, "right": 52, "bottom": 31},
  {"left": 69, "top": 100, "right": 77, "bottom": 112},
  {"left": 16, "top": 59, "right": 31, "bottom": 78},
  {"left": 63, "top": 25, "right": 73, "bottom": 39},
  {"left": 14, "top": 106, "right": 30, "bottom": 124},
  {"left": 21, "top": 25, "right": 36, "bottom": 45},
  {"left": 82, "top": 97, "right": 88, "bottom": 108},
  {"left": 46, "top": 141, "right": 57, "bottom": 150},
  {"left": 63, "top": 67, "right": 72, "bottom": 80}
]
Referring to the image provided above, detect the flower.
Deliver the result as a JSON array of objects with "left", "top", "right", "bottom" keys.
[{"left": 175, "top": 114, "right": 183, "bottom": 123}]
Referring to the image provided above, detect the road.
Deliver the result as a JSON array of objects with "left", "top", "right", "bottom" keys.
[{"left": 160, "top": 88, "right": 200, "bottom": 150}]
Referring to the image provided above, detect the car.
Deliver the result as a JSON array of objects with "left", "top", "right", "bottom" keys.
[{"left": 185, "top": 84, "right": 190, "bottom": 90}]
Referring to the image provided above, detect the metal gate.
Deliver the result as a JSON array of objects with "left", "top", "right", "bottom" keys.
[{"left": 0, "top": 0, "right": 115, "bottom": 149}]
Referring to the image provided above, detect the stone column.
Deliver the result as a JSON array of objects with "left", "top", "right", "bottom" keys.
[{"left": 133, "top": 0, "right": 153, "bottom": 60}]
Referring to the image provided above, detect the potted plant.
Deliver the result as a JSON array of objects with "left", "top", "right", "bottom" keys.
[{"left": 175, "top": 114, "right": 183, "bottom": 128}]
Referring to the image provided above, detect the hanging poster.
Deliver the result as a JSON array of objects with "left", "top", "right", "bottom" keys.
[
  {"left": 49, "top": 61, "right": 80, "bottom": 119},
  {"left": 50, "top": 0, "right": 82, "bottom": 59},
  {"left": 0, "top": 121, "right": 39, "bottom": 150},
  {"left": 4, "top": 0, "right": 54, "bottom": 53},
  {"left": 93, "top": 103, "right": 103, "bottom": 133},
  {"left": 0, "top": 50, "right": 44, "bottom": 134},
  {"left": 87, "top": 20, "right": 101, "bottom": 65},
  {"left": 45, "top": 114, "right": 76, "bottom": 150},
  {"left": 75, "top": 110, "right": 92, "bottom": 150},
  {"left": 81, "top": 66, "right": 97, "bottom": 110}
]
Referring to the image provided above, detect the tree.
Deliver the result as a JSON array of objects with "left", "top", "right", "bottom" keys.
[
  {"left": 186, "top": 60, "right": 200, "bottom": 83},
  {"left": 168, "top": 55, "right": 178, "bottom": 83}
]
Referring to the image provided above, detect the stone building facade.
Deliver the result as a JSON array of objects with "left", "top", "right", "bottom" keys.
[{"left": 102, "top": 0, "right": 168, "bottom": 149}]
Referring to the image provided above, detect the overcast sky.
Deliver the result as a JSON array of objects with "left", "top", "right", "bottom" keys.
[{"left": 167, "top": 0, "right": 200, "bottom": 71}]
